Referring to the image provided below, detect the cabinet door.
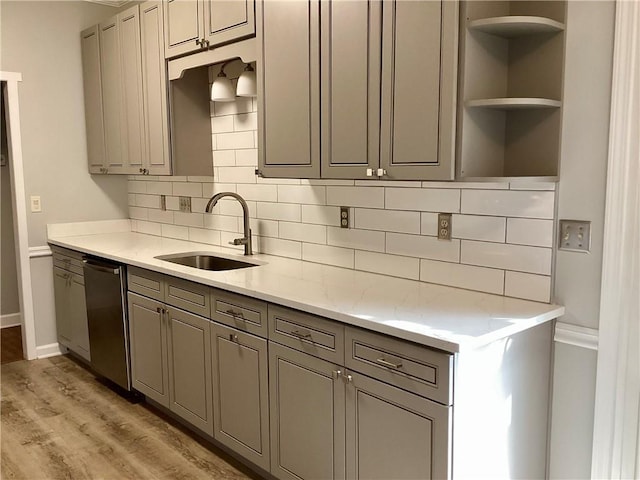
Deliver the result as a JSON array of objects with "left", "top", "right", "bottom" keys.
[
  {"left": 69, "top": 274, "right": 91, "bottom": 361},
  {"left": 140, "top": 1, "right": 171, "bottom": 175},
  {"left": 379, "top": 0, "right": 457, "bottom": 180},
  {"left": 164, "top": 0, "right": 203, "bottom": 59},
  {"left": 53, "top": 267, "right": 73, "bottom": 348},
  {"left": 269, "top": 342, "right": 345, "bottom": 480},
  {"left": 211, "top": 323, "right": 269, "bottom": 471},
  {"left": 128, "top": 292, "right": 170, "bottom": 408},
  {"left": 80, "top": 26, "right": 106, "bottom": 174},
  {"left": 166, "top": 307, "right": 213, "bottom": 436},
  {"left": 346, "top": 372, "right": 451, "bottom": 479},
  {"left": 203, "top": 0, "right": 255, "bottom": 48},
  {"left": 257, "top": 0, "right": 320, "bottom": 178},
  {"left": 119, "top": 5, "right": 146, "bottom": 174},
  {"left": 99, "top": 16, "right": 125, "bottom": 174},
  {"left": 320, "top": 0, "right": 381, "bottom": 179}
]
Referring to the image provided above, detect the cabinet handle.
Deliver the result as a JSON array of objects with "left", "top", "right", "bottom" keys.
[
  {"left": 290, "top": 330, "right": 312, "bottom": 341},
  {"left": 345, "top": 374, "right": 353, "bottom": 383},
  {"left": 225, "top": 308, "right": 244, "bottom": 319},
  {"left": 195, "top": 38, "right": 201, "bottom": 46},
  {"left": 376, "top": 357, "right": 403, "bottom": 369},
  {"left": 229, "top": 333, "right": 239, "bottom": 343},
  {"left": 156, "top": 307, "right": 163, "bottom": 314},
  {"left": 332, "top": 370, "right": 342, "bottom": 379}
]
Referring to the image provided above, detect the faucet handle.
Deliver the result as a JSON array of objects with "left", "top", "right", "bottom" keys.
[{"left": 229, "top": 237, "right": 248, "bottom": 246}]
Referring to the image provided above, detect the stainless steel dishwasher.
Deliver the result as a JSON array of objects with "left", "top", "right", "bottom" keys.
[{"left": 83, "top": 257, "right": 132, "bottom": 391}]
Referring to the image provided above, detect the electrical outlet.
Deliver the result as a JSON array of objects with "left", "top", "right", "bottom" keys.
[
  {"left": 30, "top": 195, "right": 42, "bottom": 213},
  {"left": 340, "top": 207, "right": 349, "bottom": 229},
  {"left": 179, "top": 196, "right": 191, "bottom": 213},
  {"left": 559, "top": 220, "right": 591, "bottom": 252},
  {"left": 438, "top": 213, "right": 452, "bottom": 240}
]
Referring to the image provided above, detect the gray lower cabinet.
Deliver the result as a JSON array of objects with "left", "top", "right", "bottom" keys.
[
  {"left": 52, "top": 248, "right": 90, "bottom": 362},
  {"left": 269, "top": 342, "right": 346, "bottom": 480},
  {"left": 128, "top": 291, "right": 214, "bottom": 436},
  {"left": 211, "top": 323, "right": 270, "bottom": 471},
  {"left": 345, "top": 372, "right": 451, "bottom": 480}
]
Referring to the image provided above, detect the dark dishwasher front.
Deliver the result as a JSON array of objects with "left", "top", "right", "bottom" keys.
[{"left": 83, "top": 257, "right": 131, "bottom": 391}]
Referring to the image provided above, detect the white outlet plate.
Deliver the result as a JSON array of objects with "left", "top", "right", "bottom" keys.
[
  {"left": 558, "top": 220, "right": 591, "bottom": 252},
  {"left": 179, "top": 196, "right": 191, "bottom": 213},
  {"left": 30, "top": 195, "right": 42, "bottom": 213}
]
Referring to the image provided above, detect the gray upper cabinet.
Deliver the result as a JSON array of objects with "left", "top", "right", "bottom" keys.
[
  {"left": 257, "top": 0, "right": 321, "bottom": 178},
  {"left": 380, "top": 0, "right": 458, "bottom": 180},
  {"left": 320, "top": 0, "right": 381, "bottom": 179},
  {"left": 164, "top": 0, "right": 255, "bottom": 59},
  {"left": 80, "top": 26, "right": 106, "bottom": 175},
  {"left": 258, "top": 0, "right": 458, "bottom": 180}
]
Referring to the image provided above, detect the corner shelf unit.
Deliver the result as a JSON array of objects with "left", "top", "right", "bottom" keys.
[{"left": 457, "top": 2, "right": 567, "bottom": 179}]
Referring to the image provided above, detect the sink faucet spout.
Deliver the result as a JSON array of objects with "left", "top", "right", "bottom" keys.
[{"left": 205, "top": 192, "right": 253, "bottom": 255}]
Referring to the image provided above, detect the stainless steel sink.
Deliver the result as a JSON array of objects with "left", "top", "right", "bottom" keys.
[{"left": 155, "top": 253, "right": 261, "bottom": 271}]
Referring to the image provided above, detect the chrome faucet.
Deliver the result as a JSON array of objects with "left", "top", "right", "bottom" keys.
[{"left": 205, "top": 192, "right": 253, "bottom": 256}]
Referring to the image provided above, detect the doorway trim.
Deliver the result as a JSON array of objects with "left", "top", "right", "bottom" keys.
[{"left": 2, "top": 71, "right": 37, "bottom": 360}]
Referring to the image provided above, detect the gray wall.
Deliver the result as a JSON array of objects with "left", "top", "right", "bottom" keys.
[
  {"left": 0, "top": 0, "right": 129, "bottom": 248},
  {"left": 1, "top": 93, "right": 20, "bottom": 316},
  {"left": 549, "top": 1, "right": 615, "bottom": 478}
]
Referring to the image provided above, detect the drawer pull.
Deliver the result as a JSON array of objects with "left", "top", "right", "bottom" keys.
[
  {"left": 376, "top": 357, "right": 403, "bottom": 369},
  {"left": 225, "top": 308, "right": 245, "bottom": 319},
  {"left": 290, "top": 330, "right": 312, "bottom": 341},
  {"left": 229, "top": 333, "right": 239, "bottom": 343}
]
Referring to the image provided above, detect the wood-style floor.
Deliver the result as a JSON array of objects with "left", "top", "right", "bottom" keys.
[
  {"left": 1, "top": 326, "right": 24, "bottom": 365},
  {"left": 1, "top": 355, "right": 263, "bottom": 479}
]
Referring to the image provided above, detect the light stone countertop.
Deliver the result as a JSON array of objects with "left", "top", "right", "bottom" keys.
[{"left": 47, "top": 220, "right": 564, "bottom": 353}]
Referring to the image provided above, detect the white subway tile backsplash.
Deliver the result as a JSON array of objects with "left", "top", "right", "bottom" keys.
[
  {"left": 202, "top": 183, "right": 237, "bottom": 198},
  {"left": 187, "top": 176, "right": 215, "bottom": 183},
  {"left": 174, "top": 212, "right": 204, "bottom": 228},
  {"left": 220, "top": 198, "right": 256, "bottom": 217},
  {"left": 327, "top": 227, "right": 386, "bottom": 253},
  {"left": 257, "top": 236, "right": 302, "bottom": 260},
  {"left": 504, "top": 271, "right": 551, "bottom": 302},
  {"left": 302, "top": 243, "right": 354, "bottom": 269},
  {"left": 128, "top": 180, "right": 147, "bottom": 194},
  {"left": 161, "top": 224, "right": 189, "bottom": 240},
  {"left": 302, "top": 205, "right": 341, "bottom": 226},
  {"left": 191, "top": 198, "right": 210, "bottom": 213},
  {"left": 235, "top": 149, "right": 258, "bottom": 166},
  {"left": 234, "top": 112, "right": 258, "bottom": 132},
  {"left": 204, "top": 214, "right": 239, "bottom": 233},
  {"left": 148, "top": 209, "right": 174, "bottom": 224},
  {"left": 211, "top": 115, "right": 234, "bottom": 133},
  {"left": 507, "top": 218, "right": 554, "bottom": 247},
  {"left": 257, "top": 202, "right": 301, "bottom": 222},
  {"left": 165, "top": 196, "right": 180, "bottom": 211},
  {"left": 279, "top": 222, "right": 327, "bottom": 244},
  {"left": 128, "top": 193, "right": 136, "bottom": 206},
  {"left": 173, "top": 182, "right": 203, "bottom": 198},
  {"left": 326, "top": 186, "right": 385, "bottom": 208},
  {"left": 303, "top": 179, "right": 355, "bottom": 186},
  {"left": 250, "top": 218, "right": 279, "bottom": 238},
  {"left": 354, "top": 180, "right": 422, "bottom": 188},
  {"left": 135, "top": 220, "right": 162, "bottom": 236},
  {"left": 420, "top": 213, "right": 439, "bottom": 236},
  {"left": 461, "top": 190, "right": 555, "bottom": 219},
  {"left": 145, "top": 182, "right": 173, "bottom": 195},
  {"left": 257, "top": 177, "right": 301, "bottom": 185},
  {"left": 452, "top": 215, "right": 506, "bottom": 243},
  {"left": 217, "top": 166, "right": 257, "bottom": 184},
  {"left": 216, "top": 131, "right": 255, "bottom": 150},
  {"left": 129, "top": 206, "right": 148, "bottom": 220},
  {"left": 461, "top": 240, "right": 552, "bottom": 275},
  {"left": 385, "top": 188, "right": 460, "bottom": 212},
  {"left": 278, "top": 185, "right": 327, "bottom": 205},
  {"left": 386, "top": 233, "right": 460, "bottom": 262},
  {"left": 236, "top": 184, "right": 278, "bottom": 202},
  {"left": 135, "top": 194, "right": 162, "bottom": 209},
  {"left": 355, "top": 208, "right": 420, "bottom": 234},
  {"left": 355, "top": 251, "right": 420, "bottom": 280},
  {"left": 420, "top": 260, "right": 504, "bottom": 295},
  {"left": 213, "top": 150, "right": 236, "bottom": 167},
  {"left": 188, "top": 227, "right": 221, "bottom": 246}
]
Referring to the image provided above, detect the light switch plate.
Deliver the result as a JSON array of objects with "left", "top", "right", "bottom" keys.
[
  {"left": 179, "top": 197, "right": 191, "bottom": 213},
  {"left": 30, "top": 195, "right": 42, "bottom": 213},
  {"left": 558, "top": 220, "right": 591, "bottom": 252}
]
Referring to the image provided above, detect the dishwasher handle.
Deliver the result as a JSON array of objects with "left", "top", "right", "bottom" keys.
[{"left": 83, "top": 258, "right": 121, "bottom": 275}]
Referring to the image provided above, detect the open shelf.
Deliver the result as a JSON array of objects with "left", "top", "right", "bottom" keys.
[
  {"left": 469, "top": 15, "right": 564, "bottom": 38},
  {"left": 466, "top": 98, "right": 561, "bottom": 109}
]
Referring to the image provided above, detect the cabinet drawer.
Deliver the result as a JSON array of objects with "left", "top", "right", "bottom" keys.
[
  {"left": 164, "top": 276, "right": 211, "bottom": 318},
  {"left": 211, "top": 289, "right": 268, "bottom": 338},
  {"left": 128, "top": 266, "right": 164, "bottom": 301},
  {"left": 345, "top": 327, "right": 452, "bottom": 405},
  {"left": 268, "top": 305, "right": 344, "bottom": 365},
  {"left": 52, "top": 247, "right": 84, "bottom": 276}
]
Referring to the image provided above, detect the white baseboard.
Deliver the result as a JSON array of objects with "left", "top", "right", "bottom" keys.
[
  {"left": 554, "top": 322, "right": 599, "bottom": 351},
  {"left": 1, "top": 313, "right": 22, "bottom": 328},
  {"left": 36, "top": 343, "right": 64, "bottom": 359}
]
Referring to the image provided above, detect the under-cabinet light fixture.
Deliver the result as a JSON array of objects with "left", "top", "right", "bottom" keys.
[{"left": 211, "top": 61, "right": 257, "bottom": 102}]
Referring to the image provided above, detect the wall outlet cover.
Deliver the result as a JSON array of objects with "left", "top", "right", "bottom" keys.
[
  {"left": 340, "top": 206, "right": 349, "bottom": 228},
  {"left": 438, "top": 213, "right": 452, "bottom": 240},
  {"left": 179, "top": 197, "right": 191, "bottom": 213},
  {"left": 558, "top": 220, "right": 591, "bottom": 252}
]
